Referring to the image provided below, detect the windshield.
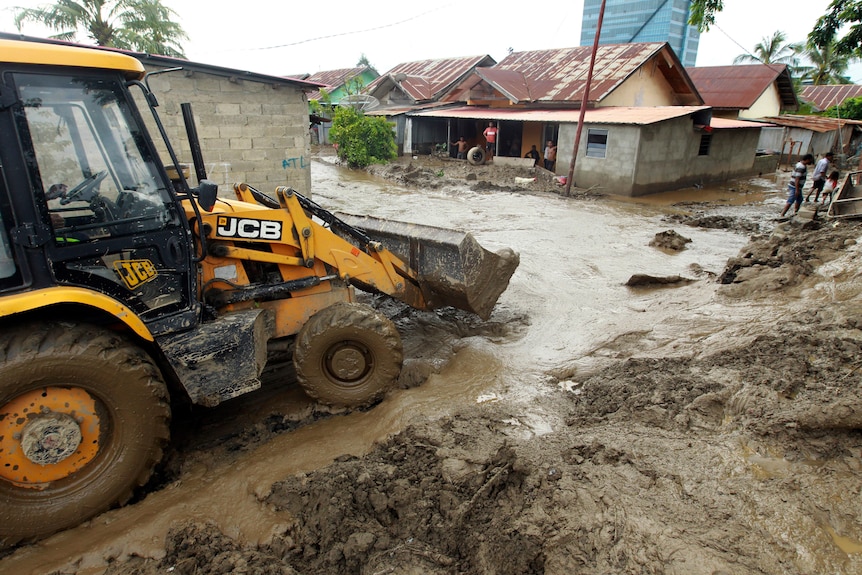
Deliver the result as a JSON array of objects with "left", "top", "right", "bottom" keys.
[{"left": 14, "top": 72, "right": 177, "bottom": 243}]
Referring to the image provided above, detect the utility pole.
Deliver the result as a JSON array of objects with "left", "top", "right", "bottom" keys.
[{"left": 565, "top": 0, "right": 606, "bottom": 197}]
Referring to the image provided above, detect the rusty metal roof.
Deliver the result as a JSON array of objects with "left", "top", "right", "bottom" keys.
[
  {"left": 453, "top": 43, "right": 701, "bottom": 105},
  {"left": 411, "top": 105, "right": 713, "bottom": 125},
  {"left": 758, "top": 114, "right": 862, "bottom": 133},
  {"left": 302, "top": 67, "right": 372, "bottom": 101},
  {"left": 367, "top": 55, "right": 496, "bottom": 103},
  {"left": 305, "top": 67, "right": 367, "bottom": 88},
  {"left": 687, "top": 64, "right": 798, "bottom": 111},
  {"left": 799, "top": 84, "right": 862, "bottom": 111}
]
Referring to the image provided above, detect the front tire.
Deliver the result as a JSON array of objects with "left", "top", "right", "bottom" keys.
[
  {"left": 0, "top": 323, "right": 170, "bottom": 548},
  {"left": 294, "top": 303, "right": 403, "bottom": 407}
]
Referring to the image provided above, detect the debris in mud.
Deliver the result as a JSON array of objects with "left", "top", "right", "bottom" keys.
[
  {"left": 625, "top": 273, "right": 694, "bottom": 287},
  {"left": 265, "top": 434, "right": 539, "bottom": 575},
  {"left": 102, "top": 522, "right": 301, "bottom": 575},
  {"left": 665, "top": 212, "right": 761, "bottom": 234},
  {"left": 649, "top": 229, "right": 691, "bottom": 251},
  {"left": 366, "top": 155, "right": 581, "bottom": 197},
  {"left": 718, "top": 219, "right": 861, "bottom": 290}
]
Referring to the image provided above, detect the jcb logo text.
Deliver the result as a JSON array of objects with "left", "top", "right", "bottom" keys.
[
  {"left": 216, "top": 217, "right": 282, "bottom": 241},
  {"left": 114, "top": 259, "right": 158, "bottom": 290}
]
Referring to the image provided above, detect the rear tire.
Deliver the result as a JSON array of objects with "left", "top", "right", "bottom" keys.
[
  {"left": 0, "top": 323, "right": 170, "bottom": 548},
  {"left": 294, "top": 303, "right": 403, "bottom": 407}
]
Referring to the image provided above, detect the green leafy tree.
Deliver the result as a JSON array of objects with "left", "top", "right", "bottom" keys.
[
  {"left": 691, "top": 0, "right": 861, "bottom": 59},
  {"left": 14, "top": 0, "right": 187, "bottom": 57},
  {"left": 688, "top": 0, "right": 724, "bottom": 31},
  {"left": 356, "top": 53, "right": 377, "bottom": 75},
  {"left": 733, "top": 30, "right": 801, "bottom": 67},
  {"left": 822, "top": 96, "right": 862, "bottom": 119},
  {"left": 329, "top": 106, "right": 396, "bottom": 169},
  {"left": 799, "top": 40, "right": 853, "bottom": 84},
  {"left": 342, "top": 75, "right": 366, "bottom": 97},
  {"left": 811, "top": 0, "right": 862, "bottom": 58}
]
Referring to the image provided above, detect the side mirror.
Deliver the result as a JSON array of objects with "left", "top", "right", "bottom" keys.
[{"left": 195, "top": 180, "right": 218, "bottom": 212}]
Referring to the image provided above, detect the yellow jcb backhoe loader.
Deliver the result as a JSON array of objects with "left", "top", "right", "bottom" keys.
[{"left": 0, "top": 38, "right": 518, "bottom": 546}]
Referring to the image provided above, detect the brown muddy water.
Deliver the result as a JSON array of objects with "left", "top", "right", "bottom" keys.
[{"left": 1, "top": 162, "right": 792, "bottom": 574}]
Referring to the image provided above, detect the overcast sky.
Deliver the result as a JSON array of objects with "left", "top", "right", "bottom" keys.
[{"left": 2, "top": 0, "right": 860, "bottom": 82}]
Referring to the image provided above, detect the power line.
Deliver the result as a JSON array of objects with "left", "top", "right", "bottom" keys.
[
  {"left": 240, "top": 5, "right": 454, "bottom": 52},
  {"left": 713, "top": 24, "right": 791, "bottom": 76}
]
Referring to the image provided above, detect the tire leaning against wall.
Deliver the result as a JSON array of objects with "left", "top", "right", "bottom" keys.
[{"left": 467, "top": 146, "right": 486, "bottom": 166}]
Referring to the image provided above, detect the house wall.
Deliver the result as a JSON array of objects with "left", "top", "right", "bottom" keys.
[
  {"left": 810, "top": 131, "right": 840, "bottom": 158},
  {"left": 632, "top": 121, "right": 760, "bottom": 195},
  {"left": 139, "top": 66, "right": 312, "bottom": 197},
  {"left": 558, "top": 118, "right": 760, "bottom": 196},
  {"left": 557, "top": 123, "right": 639, "bottom": 193},
  {"left": 599, "top": 62, "right": 680, "bottom": 107},
  {"left": 326, "top": 70, "right": 379, "bottom": 104},
  {"left": 740, "top": 84, "right": 782, "bottom": 119},
  {"left": 781, "top": 128, "right": 813, "bottom": 161},
  {"left": 757, "top": 126, "right": 786, "bottom": 153}
]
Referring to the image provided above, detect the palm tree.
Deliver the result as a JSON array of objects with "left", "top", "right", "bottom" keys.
[
  {"left": 733, "top": 30, "right": 802, "bottom": 67},
  {"left": 799, "top": 40, "right": 854, "bottom": 85},
  {"left": 14, "top": 0, "right": 187, "bottom": 57}
]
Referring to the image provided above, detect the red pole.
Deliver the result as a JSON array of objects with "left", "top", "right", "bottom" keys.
[{"left": 565, "top": 0, "right": 606, "bottom": 197}]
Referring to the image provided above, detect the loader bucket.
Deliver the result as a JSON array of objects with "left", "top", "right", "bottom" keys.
[{"left": 335, "top": 213, "right": 519, "bottom": 320}]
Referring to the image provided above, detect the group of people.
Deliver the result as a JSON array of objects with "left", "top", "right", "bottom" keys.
[
  {"left": 451, "top": 123, "right": 558, "bottom": 171},
  {"left": 780, "top": 151, "right": 840, "bottom": 218},
  {"left": 525, "top": 141, "right": 557, "bottom": 170}
]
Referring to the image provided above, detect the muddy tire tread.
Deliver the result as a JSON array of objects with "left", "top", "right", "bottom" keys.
[
  {"left": 294, "top": 303, "right": 403, "bottom": 408},
  {"left": 0, "top": 322, "right": 170, "bottom": 547}
]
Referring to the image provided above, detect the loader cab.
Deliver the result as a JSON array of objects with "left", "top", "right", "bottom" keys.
[{"left": 0, "top": 51, "right": 199, "bottom": 333}]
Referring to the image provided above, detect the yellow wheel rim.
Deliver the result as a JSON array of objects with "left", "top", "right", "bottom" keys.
[{"left": 0, "top": 387, "right": 101, "bottom": 488}]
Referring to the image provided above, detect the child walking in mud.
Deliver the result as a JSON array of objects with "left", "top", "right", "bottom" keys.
[{"left": 821, "top": 170, "right": 840, "bottom": 204}]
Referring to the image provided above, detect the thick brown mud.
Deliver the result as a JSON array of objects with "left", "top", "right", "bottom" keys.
[{"left": 3, "top": 155, "right": 862, "bottom": 574}]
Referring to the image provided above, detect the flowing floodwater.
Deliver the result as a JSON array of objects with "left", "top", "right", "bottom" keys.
[
  {"left": 309, "top": 161, "right": 766, "bottom": 379},
  {"left": 1, "top": 161, "right": 783, "bottom": 574}
]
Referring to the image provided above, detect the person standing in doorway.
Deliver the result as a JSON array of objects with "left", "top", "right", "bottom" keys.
[
  {"left": 525, "top": 144, "right": 540, "bottom": 164},
  {"left": 806, "top": 152, "right": 833, "bottom": 203},
  {"left": 483, "top": 122, "right": 498, "bottom": 158},
  {"left": 780, "top": 154, "right": 814, "bottom": 217},
  {"left": 544, "top": 140, "right": 557, "bottom": 171}
]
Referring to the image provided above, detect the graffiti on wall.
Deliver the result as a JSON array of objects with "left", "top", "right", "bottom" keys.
[{"left": 282, "top": 157, "right": 308, "bottom": 170}]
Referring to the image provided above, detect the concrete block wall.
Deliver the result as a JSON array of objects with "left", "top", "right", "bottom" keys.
[
  {"left": 139, "top": 66, "right": 312, "bottom": 197},
  {"left": 557, "top": 119, "right": 764, "bottom": 197},
  {"left": 557, "top": 123, "right": 639, "bottom": 194}
]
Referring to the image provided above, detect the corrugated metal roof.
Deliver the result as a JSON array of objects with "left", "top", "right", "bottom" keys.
[
  {"left": 799, "top": 85, "right": 862, "bottom": 111},
  {"left": 710, "top": 117, "right": 771, "bottom": 129},
  {"left": 687, "top": 64, "right": 797, "bottom": 110},
  {"left": 411, "top": 105, "right": 712, "bottom": 125},
  {"left": 303, "top": 67, "right": 372, "bottom": 101},
  {"left": 367, "top": 55, "right": 496, "bottom": 102},
  {"left": 305, "top": 67, "right": 367, "bottom": 88},
  {"left": 758, "top": 114, "right": 862, "bottom": 133},
  {"left": 477, "top": 43, "right": 700, "bottom": 105}
]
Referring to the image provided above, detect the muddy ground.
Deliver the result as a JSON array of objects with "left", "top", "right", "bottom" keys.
[{"left": 7, "top": 155, "right": 862, "bottom": 574}]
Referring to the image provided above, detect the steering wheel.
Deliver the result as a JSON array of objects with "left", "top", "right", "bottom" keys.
[{"left": 60, "top": 171, "right": 108, "bottom": 205}]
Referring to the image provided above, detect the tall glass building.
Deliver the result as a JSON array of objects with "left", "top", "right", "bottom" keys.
[{"left": 580, "top": 0, "right": 700, "bottom": 67}]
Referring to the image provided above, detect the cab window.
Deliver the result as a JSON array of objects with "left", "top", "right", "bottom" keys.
[{"left": 12, "top": 72, "right": 177, "bottom": 243}]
